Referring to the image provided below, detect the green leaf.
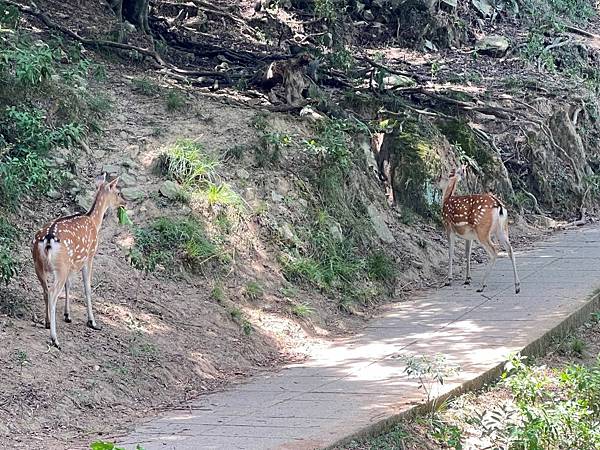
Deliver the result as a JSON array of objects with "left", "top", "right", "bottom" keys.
[
  {"left": 90, "top": 442, "right": 122, "bottom": 450},
  {"left": 118, "top": 206, "right": 133, "bottom": 226}
]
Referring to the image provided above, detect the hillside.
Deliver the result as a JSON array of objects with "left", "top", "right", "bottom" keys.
[{"left": 0, "top": 0, "right": 598, "bottom": 447}]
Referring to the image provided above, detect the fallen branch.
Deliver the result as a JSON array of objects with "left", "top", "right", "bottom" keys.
[{"left": 359, "top": 56, "right": 428, "bottom": 83}]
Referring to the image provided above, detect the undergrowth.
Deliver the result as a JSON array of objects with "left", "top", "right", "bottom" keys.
[
  {"left": 278, "top": 118, "right": 397, "bottom": 311},
  {"left": 158, "top": 139, "right": 243, "bottom": 210},
  {"left": 0, "top": 9, "right": 109, "bottom": 285},
  {"left": 128, "top": 216, "right": 221, "bottom": 273}
]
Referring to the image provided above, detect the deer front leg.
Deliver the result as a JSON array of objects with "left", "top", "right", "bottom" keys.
[
  {"left": 464, "top": 239, "right": 472, "bottom": 285},
  {"left": 63, "top": 278, "right": 72, "bottom": 323},
  {"left": 445, "top": 233, "right": 455, "bottom": 286},
  {"left": 82, "top": 263, "right": 101, "bottom": 330}
]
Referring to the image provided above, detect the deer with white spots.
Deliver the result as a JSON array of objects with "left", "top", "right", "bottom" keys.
[
  {"left": 441, "top": 164, "right": 520, "bottom": 294},
  {"left": 32, "top": 174, "right": 126, "bottom": 348}
]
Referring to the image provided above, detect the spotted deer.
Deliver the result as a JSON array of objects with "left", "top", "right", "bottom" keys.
[
  {"left": 441, "top": 165, "right": 520, "bottom": 294},
  {"left": 32, "top": 174, "right": 126, "bottom": 348}
]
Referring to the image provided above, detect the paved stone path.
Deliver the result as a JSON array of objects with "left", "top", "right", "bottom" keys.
[{"left": 121, "top": 227, "right": 600, "bottom": 450}]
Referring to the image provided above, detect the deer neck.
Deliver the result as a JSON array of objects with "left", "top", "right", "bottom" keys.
[
  {"left": 86, "top": 189, "right": 110, "bottom": 232},
  {"left": 442, "top": 176, "right": 459, "bottom": 204}
]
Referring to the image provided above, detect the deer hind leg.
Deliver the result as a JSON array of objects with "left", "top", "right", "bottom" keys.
[
  {"left": 48, "top": 270, "right": 69, "bottom": 349},
  {"left": 33, "top": 260, "right": 50, "bottom": 329},
  {"left": 477, "top": 235, "right": 498, "bottom": 293},
  {"left": 464, "top": 239, "right": 473, "bottom": 285},
  {"left": 82, "top": 262, "right": 101, "bottom": 331},
  {"left": 63, "top": 278, "right": 72, "bottom": 323},
  {"left": 445, "top": 233, "right": 456, "bottom": 286},
  {"left": 497, "top": 223, "right": 520, "bottom": 294}
]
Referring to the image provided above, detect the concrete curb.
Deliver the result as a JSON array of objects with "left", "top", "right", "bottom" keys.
[{"left": 327, "top": 288, "right": 600, "bottom": 449}]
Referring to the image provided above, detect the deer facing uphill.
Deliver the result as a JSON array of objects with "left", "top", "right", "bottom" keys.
[
  {"left": 32, "top": 174, "right": 126, "bottom": 348},
  {"left": 441, "top": 165, "right": 520, "bottom": 294}
]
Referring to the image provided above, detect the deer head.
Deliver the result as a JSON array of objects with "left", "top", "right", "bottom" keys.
[{"left": 92, "top": 173, "right": 126, "bottom": 214}]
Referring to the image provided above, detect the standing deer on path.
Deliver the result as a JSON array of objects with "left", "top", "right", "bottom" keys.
[
  {"left": 32, "top": 174, "right": 126, "bottom": 348},
  {"left": 441, "top": 165, "right": 520, "bottom": 294}
]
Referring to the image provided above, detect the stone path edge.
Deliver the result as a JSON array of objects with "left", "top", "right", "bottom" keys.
[{"left": 325, "top": 288, "right": 600, "bottom": 450}]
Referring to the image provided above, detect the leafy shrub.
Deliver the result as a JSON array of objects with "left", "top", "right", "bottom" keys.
[
  {"left": 482, "top": 354, "right": 600, "bottom": 449},
  {"left": 10, "top": 43, "right": 55, "bottom": 86},
  {"left": 281, "top": 214, "right": 365, "bottom": 293},
  {"left": 158, "top": 139, "right": 219, "bottom": 187},
  {"left": 0, "top": 107, "right": 81, "bottom": 207},
  {"left": 0, "top": 218, "right": 17, "bottom": 285},
  {"left": 291, "top": 302, "right": 314, "bottom": 318},
  {"left": 244, "top": 281, "right": 263, "bottom": 300},
  {"left": 366, "top": 250, "right": 396, "bottom": 282},
  {"left": 131, "top": 77, "right": 160, "bottom": 96},
  {"left": 204, "top": 182, "right": 242, "bottom": 208},
  {"left": 128, "top": 217, "right": 218, "bottom": 273},
  {"left": 166, "top": 89, "right": 186, "bottom": 111}
]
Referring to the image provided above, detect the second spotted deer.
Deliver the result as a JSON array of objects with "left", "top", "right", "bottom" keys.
[{"left": 441, "top": 165, "right": 520, "bottom": 294}]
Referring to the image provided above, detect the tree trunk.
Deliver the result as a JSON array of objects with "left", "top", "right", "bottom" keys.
[{"left": 111, "top": 0, "right": 150, "bottom": 35}]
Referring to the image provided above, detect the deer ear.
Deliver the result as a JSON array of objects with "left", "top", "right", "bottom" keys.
[
  {"left": 95, "top": 173, "right": 107, "bottom": 187},
  {"left": 107, "top": 176, "right": 120, "bottom": 190}
]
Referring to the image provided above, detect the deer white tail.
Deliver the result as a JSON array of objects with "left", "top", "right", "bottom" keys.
[{"left": 41, "top": 234, "right": 60, "bottom": 265}]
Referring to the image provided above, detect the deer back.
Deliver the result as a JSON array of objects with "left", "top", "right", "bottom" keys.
[
  {"left": 443, "top": 193, "right": 503, "bottom": 237},
  {"left": 33, "top": 214, "right": 99, "bottom": 272}
]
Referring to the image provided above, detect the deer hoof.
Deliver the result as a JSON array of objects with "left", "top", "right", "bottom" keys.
[
  {"left": 64, "top": 314, "right": 72, "bottom": 323},
  {"left": 51, "top": 339, "right": 61, "bottom": 350},
  {"left": 87, "top": 320, "right": 102, "bottom": 331},
  {"left": 515, "top": 285, "right": 521, "bottom": 294},
  {"left": 444, "top": 280, "right": 452, "bottom": 287},
  {"left": 477, "top": 286, "right": 486, "bottom": 293},
  {"left": 464, "top": 278, "right": 472, "bottom": 285}
]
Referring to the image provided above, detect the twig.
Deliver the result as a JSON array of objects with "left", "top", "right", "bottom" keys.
[
  {"left": 359, "top": 56, "right": 427, "bottom": 83},
  {"left": 565, "top": 24, "right": 599, "bottom": 39}
]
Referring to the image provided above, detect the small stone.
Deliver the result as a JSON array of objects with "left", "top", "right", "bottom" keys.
[
  {"left": 275, "top": 178, "right": 291, "bottom": 195},
  {"left": 382, "top": 74, "right": 416, "bottom": 89},
  {"left": 237, "top": 168, "right": 250, "bottom": 180},
  {"left": 120, "top": 131, "right": 128, "bottom": 140},
  {"left": 102, "top": 164, "right": 121, "bottom": 176},
  {"left": 476, "top": 35, "right": 510, "bottom": 57},
  {"left": 244, "top": 187, "right": 257, "bottom": 201},
  {"left": 120, "top": 172, "right": 138, "bottom": 187},
  {"left": 125, "top": 144, "right": 140, "bottom": 158},
  {"left": 472, "top": 0, "right": 493, "bottom": 17},
  {"left": 123, "top": 20, "right": 136, "bottom": 33},
  {"left": 93, "top": 365, "right": 100, "bottom": 371},
  {"left": 279, "top": 223, "right": 295, "bottom": 242},
  {"left": 122, "top": 158, "right": 137, "bottom": 169},
  {"left": 300, "top": 106, "right": 326, "bottom": 121},
  {"left": 298, "top": 198, "right": 308, "bottom": 208},
  {"left": 47, "top": 190, "right": 62, "bottom": 200},
  {"left": 76, "top": 193, "right": 94, "bottom": 211},
  {"left": 159, "top": 180, "right": 182, "bottom": 200},
  {"left": 121, "top": 187, "right": 145, "bottom": 201},
  {"left": 271, "top": 191, "right": 284, "bottom": 203},
  {"left": 329, "top": 222, "right": 343, "bottom": 241}
]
